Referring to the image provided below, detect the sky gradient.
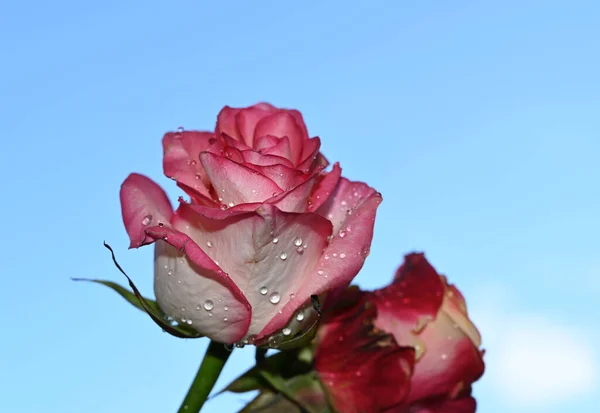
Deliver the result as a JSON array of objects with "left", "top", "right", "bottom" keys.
[{"left": 1, "top": 1, "right": 598, "bottom": 412}]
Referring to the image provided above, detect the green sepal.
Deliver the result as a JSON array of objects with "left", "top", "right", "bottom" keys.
[{"left": 72, "top": 242, "right": 202, "bottom": 339}]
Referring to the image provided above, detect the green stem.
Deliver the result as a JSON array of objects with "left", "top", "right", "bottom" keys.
[{"left": 177, "top": 340, "right": 232, "bottom": 413}]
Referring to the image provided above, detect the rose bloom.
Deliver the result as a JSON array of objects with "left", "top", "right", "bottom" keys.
[
  {"left": 119, "top": 103, "right": 381, "bottom": 345},
  {"left": 314, "top": 253, "right": 485, "bottom": 413}
]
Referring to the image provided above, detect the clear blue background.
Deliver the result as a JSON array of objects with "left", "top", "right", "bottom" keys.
[{"left": 1, "top": 1, "right": 598, "bottom": 412}]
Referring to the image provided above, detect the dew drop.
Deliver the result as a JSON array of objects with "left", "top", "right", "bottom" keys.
[
  {"left": 272, "top": 237, "right": 279, "bottom": 244},
  {"left": 220, "top": 204, "right": 228, "bottom": 210},
  {"left": 187, "top": 159, "right": 196, "bottom": 166},
  {"left": 228, "top": 201, "right": 234, "bottom": 207},
  {"left": 317, "top": 270, "right": 324, "bottom": 276},
  {"left": 289, "top": 292, "right": 295, "bottom": 299},
  {"left": 269, "top": 292, "right": 281, "bottom": 304},
  {"left": 141, "top": 215, "right": 152, "bottom": 226},
  {"left": 259, "top": 286, "right": 268, "bottom": 295},
  {"left": 340, "top": 253, "right": 346, "bottom": 258},
  {"left": 224, "top": 343, "right": 234, "bottom": 352},
  {"left": 282, "top": 327, "right": 292, "bottom": 336},
  {"left": 203, "top": 300, "right": 214, "bottom": 311},
  {"left": 268, "top": 336, "right": 280, "bottom": 348},
  {"left": 279, "top": 252, "right": 288, "bottom": 260},
  {"left": 223, "top": 317, "right": 228, "bottom": 322},
  {"left": 167, "top": 269, "right": 173, "bottom": 276},
  {"left": 294, "top": 237, "right": 303, "bottom": 246},
  {"left": 338, "top": 230, "right": 347, "bottom": 238},
  {"left": 324, "top": 254, "right": 330, "bottom": 260},
  {"left": 224, "top": 305, "right": 229, "bottom": 311},
  {"left": 296, "top": 312, "right": 305, "bottom": 321},
  {"left": 296, "top": 246, "right": 304, "bottom": 254},
  {"left": 208, "top": 312, "right": 213, "bottom": 317},
  {"left": 206, "top": 241, "right": 213, "bottom": 248},
  {"left": 195, "top": 305, "right": 201, "bottom": 311},
  {"left": 333, "top": 253, "right": 338, "bottom": 258},
  {"left": 186, "top": 319, "right": 193, "bottom": 325},
  {"left": 177, "top": 126, "right": 184, "bottom": 133}
]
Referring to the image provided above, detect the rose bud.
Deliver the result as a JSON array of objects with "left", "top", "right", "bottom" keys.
[
  {"left": 313, "top": 253, "right": 485, "bottom": 413},
  {"left": 119, "top": 103, "right": 381, "bottom": 345}
]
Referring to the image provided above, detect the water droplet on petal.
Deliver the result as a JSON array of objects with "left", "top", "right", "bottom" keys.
[
  {"left": 228, "top": 201, "right": 234, "bottom": 207},
  {"left": 441, "top": 353, "right": 448, "bottom": 360},
  {"left": 296, "top": 246, "right": 304, "bottom": 254},
  {"left": 206, "top": 241, "right": 213, "bottom": 248},
  {"left": 338, "top": 230, "right": 346, "bottom": 238},
  {"left": 340, "top": 253, "right": 346, "bottom": 258},
  {"left": 224, "top": 343, "right": 234, "bottom": 351},
  {"left": 208, "top": 312, "right": 213, "bottom": 317},
  {"left": 317, "top": 270, "right": 324, "bottom": 276},
  {"left": 142, "top": 215, "right": 152, "bottom": 226},
  {"left": 296, "top": 312, "right": 305, "bottom": 321},
  {"left": 279, "top": 252, "right": 288, "bottom": 260},
  {"left": 187, "top": 159, "right": 196, "bottom": 166},
  {"left": 272, "top": 237, "right": 279, "bottom": 244},
  {"left": 220, "top": 204, "right": 228, "bottom": 210},
  {"left": 223, "top": 317, "right": 228, "bottom": 322},
  {"left": 269, "top": 292, "right": 281, "bottom": 304},
  {"left": 204, "top": 300, "right": 214, "bottom": 311},
  {"left": 294, "top": 237, "right": 303, "bottom": 246},
  {"left": 167, "top": 269, "right": 173, "bottom": 276},
  {"left": 260, "top": 286, "right": 268, "bottom": 295},
  {"left": 195, "top": 305, "right": 201, "bottom": 311},
  {"left": 224, "top": 305, "right": 229, "bottom": 311},
  {"left": 187, "top": 319, "right": 193, "bottom": 325},
  {"left": 177, "top": 126, "right": 184, "bottom": 133},
  {"left": 282, "top": 328, "right": 292, "bottom": 336}
]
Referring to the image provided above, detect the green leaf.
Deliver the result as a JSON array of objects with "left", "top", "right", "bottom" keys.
[
  {"left": 238, "top": 374, "right": 331, "bottom": 413},
  {"left": 71, "top": 278, "right": 161, "bottom": 313},
  {"left": 72, "top": 242, "right": 202, "bottom": 339},
  {"left": 221, "top": 350, "right": 312, "bottom": 394}
]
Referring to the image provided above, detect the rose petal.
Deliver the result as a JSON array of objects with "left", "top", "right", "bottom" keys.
[
  {"left": 297, "top": 136, "right": 327, "bottom": 172},
  {"left": 261, "top": 136, "right": 292, "bottom": 160},
  {"left": 254, "top": 135, "right": 280, "bottom": 151},
  {"left": 199, "top": 152, "right": 281, "bottom": 205},
  {"left": 153, "top": 240, "right": 251, "bottom": 343},
  {"left": 120, "top": 173, "right": 174, "bottom": 248},
  {"left": 250, "top": 163, "right": 307, "bottom": 191},
  {"left": 315, "top": 290, "right": 415, "bottom": 413},
  {"left": 373, "top": 254, "right": 484, "bottom": 404},
  {"left": 162, "top": 131, "right": 219, "bottom": 199},
  {"left": 242, "top": 149, "right": 294, "bottom": 168},
  {"left": 258, "top": 179, "right": 382, "bottom": 338},
  {"left": 176, "top": 202, "right": 332, "bottom": 337},
  {"left": 235, "top": 105, "right": 275, "bottom": 146},
  {"left": 221, "top": 132, "right": 251, "bottom": 151},
  {"left": 373, "top": 253, "right": 445, "bottom": 350},
  {"left": 308, "top": 163, "right": 342, "bottom": 212},
  {"left": 270, "top": 176, "right": 317, "bottom": 213},
  {"left": 215, "top": 106, "right": 242, "bottom": 143},
  {"left": 254, "top": 113, "right": 305, "bottom": 165},
  {"left": 395, "top": 396, "right": 477, "bottom": 413}
]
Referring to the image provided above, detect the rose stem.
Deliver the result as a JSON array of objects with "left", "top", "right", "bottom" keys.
[{"left": 177, "top": 340, "right": 232, "bottom": 413}]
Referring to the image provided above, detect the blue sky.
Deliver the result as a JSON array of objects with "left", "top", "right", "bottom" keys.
[{"left": 1, "top": 1, "right": 598, "bottom": 412}]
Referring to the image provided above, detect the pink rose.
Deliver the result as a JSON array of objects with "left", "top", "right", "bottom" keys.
[
  {"left": 119, "top": 103, "right": 382, "bottom": 344},
  {"left": 313, "top": 253, "right": 484, "bottom": 413},
  {"left": 372, "top": 253, "right": 485, "bottom": 412}
]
